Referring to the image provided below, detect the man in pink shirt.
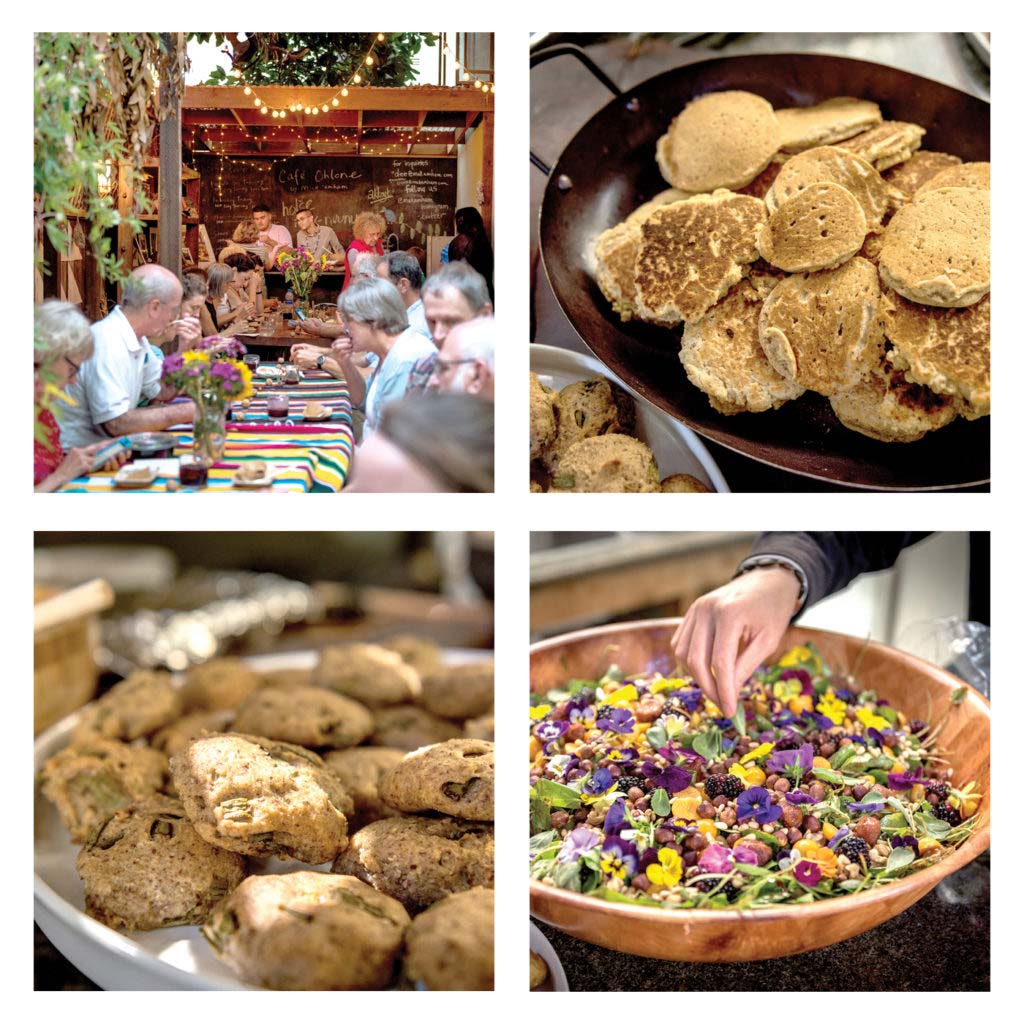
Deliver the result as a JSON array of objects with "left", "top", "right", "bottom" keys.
[{"left": 236, "top": 203, "right": 292, "bottom": 269}]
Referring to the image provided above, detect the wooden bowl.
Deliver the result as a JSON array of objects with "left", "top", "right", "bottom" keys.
[{"left": 529, "top": 619, "right": 990, "bottom": 961}]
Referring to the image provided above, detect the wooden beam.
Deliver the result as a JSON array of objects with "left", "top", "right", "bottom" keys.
[
  {"left": 115, "top": 159, "right": 134, "bottom": 302},
  {"left": 158, "top": 33, "right": 183, "bottom": 276},
  {"left": 185, "top": 85, "right": 494, "bottom": 114}
]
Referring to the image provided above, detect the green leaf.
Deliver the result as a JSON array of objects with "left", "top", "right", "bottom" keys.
[
  {"left": 732, "top": 704, "right": 747, "bottom": 738},
  {"left": 532, "top": 778, "right": 581, "bottom": 810},
  {"left": 812, "top": 767, "right": 844, "bottom": 786},
  {"left": 875, "top": 705, "right": 899, "bottom": 725},
  {"left": 829, "top": 745, "right": 859, "bottom": 770},
  {"left": 651, "top": 788, "right": 671, "bottom": 817},
  {"left": 693, "top": 727, "right": 722, "bottom": 763},
  {"left": 951, "top": 686, "right": 968, "bottom": 705},
  {"left": 838, "top": 879, "right": 863, "bottom": 891},
  {"left": 530, "top": 796, "right": 551, "bottom": 833},
  {"left": 645, "top": 725, "right": 668, "bottom": 750},
  {"left": 750, "top": 829, "right": 781, "bottom": 851},
  {"left": 917, "top": 813, "right": 952, "bottom": 839},
  {"left": 529, "top": 829, "right": 559, "bottom": 854},
  {"left": 884, "top": 847, "right": 916, "bottom": 874}
]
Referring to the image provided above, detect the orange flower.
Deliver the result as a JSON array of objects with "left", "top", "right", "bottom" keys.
[{"left": 792, "top": 839, "right": 839, "bottom": 878}]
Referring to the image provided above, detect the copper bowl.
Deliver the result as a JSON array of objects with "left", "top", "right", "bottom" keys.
[{"left": 529, "top": 620, "right": 990, "bottom": 961}]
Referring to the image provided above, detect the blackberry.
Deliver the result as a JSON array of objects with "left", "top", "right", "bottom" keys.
[
  {"left": 933, "top": 803, "right": 962, "bottom": 827},
  {"left": 693, "top": 876, "right": 741, "bottom": 901},
  {"left": 617, "top": 774, "right": 646, "bottom": 794},
  {"left": 839, "top": 836, "right": 871, "bottom": 863},
  {"left": 926, "top": 782, "right": 950, "bottom": 802},
  {"left": 703, "top": 774, "right": 744, "bottom": 800}
]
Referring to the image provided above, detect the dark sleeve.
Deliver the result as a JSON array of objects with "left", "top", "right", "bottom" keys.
[{"left": 749, "top": 532, "right": 933, "bottom": 611}]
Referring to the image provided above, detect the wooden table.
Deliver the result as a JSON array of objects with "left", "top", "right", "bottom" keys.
[
  {"left": 234, "top": 319, "right": 335, "bottom": 360},
  {"left": 59, "top": 371, "right": 355, "bottom": 493}
]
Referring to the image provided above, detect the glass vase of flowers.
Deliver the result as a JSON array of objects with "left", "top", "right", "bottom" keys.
[
  {"left": 276, "top": 246, "right": 328, "bottom": 313},
  {"left": 160, "top": 338, "right": 253, "bottom": 464}
]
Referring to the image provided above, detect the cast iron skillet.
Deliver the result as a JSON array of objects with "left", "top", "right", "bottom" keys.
[{"left": 533, "top": 48, "right": 990, "bottom": 490}]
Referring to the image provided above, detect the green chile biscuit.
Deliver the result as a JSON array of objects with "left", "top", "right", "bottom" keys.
[
  {"left": 371, "top": 704, "right": 462, "bottom": 751},
  {"left": 203, "top": 871, "right": 410, "bottom": 990},
  {"left": 381, "top": 634, "right": 444, "bottom": 677},
  {"left": 333, "top": 816, "right": 494, "bottom": 913},
  {"left": 181, "top": 657, "right": 262, "bottom": 712},
  {"left": 170, "top": 733, "right": 351, "bottom": 863},
  {"left": 233, "top": 686, "right": 374, "bottom": 749},
  {"left": 41, "top": 737, "right": 170, "bottom": 843},
  {"left": 324, "top": 747, "right": 406, "bottom": 830},
  {"left": 315, "top": 643, "right": 421, "bottom": 707},
  {"left": 77, "top": 796, "right": 247, "bottom": 931},
  {"left": 151, "top": 710, "right": 236, "bottom": 757},
  {"left": 404, "top": 887, "right": 494, "bottom": 991},
  {"left": 71, "top": 670, "right": 182, "bottom": 744},
  {"left": 379, "top": 738, "right": 494, "bottom": 821},
  {"left": 417, "top": 661, "right": 494, "bottom": 721}
]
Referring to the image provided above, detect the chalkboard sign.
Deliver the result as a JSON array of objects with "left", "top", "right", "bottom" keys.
[{"left": 197, "top": 155, "right": 457, "bottom": 256}]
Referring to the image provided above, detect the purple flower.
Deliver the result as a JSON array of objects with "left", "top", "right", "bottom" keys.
[
  {"left": 211, "top": 362, "right": 236, "bottom": 381},
  {"left": 671, "top": 688, "right": 703, "bottom": 712},
  {"left": 162, "top": 354, "right": 184, "bottom": 375},
  {"left": 736, "top": 786, "right": 783, "bottom": 825},
  {"left": 803, "top": 711, "right": 837, "bottom": 731},
  {"left": 638, "top": 847, "right": 660, "bottom": 872},
  {"left": 601, "top": 707, "right": 635, "bottom": 734},
  {"left": 772, "top": 710, "right": 798, "bottom": 727},
  {"left": 599, "top": 835, "right": 638, "bottom": 879},
  {"left": 533, "top": 720, "right": 569, "bottom": 745},
  {"left": 712, "top": 716, "right": 734, "bottom": 729},
  {"left": 890, "top": 834, "right": 919, "bottom": 855},
  {"left": 834, "top": 687, "right": 857, "bottom": 703},
  {"left": 564, "top": 691, "right": 595, "bottom": 716},
  {"left": 557, "top": 827, "right": 601, "bottom": 863},
  {"left": 780, "top": 668, "right": 813, "bottom": 695},
  {"left": 847, "top": 796, "right": 887, "bottom": 812},
  {"left": 582, "top": 767, "right": 615, "bottom": 797},
  {"left": 888, "top": 766, "right": 924, "bottom": 791},
  {"left": 606, "top": 747, "right": 637, "bottom": 764},
  {"left": 697, "top": 844, "right": 734, "bottom": 874},
  {"left": 603, "top": 800, "right": 628, "bottom": 835},
  {"left": 766, "top": 742, "right": 814, "bottom": 780},
  {"left": 793, "top": 860, "right": 822, "bottom": 887},
  {"left": 640, "top": 761, "right": 692, "bottom": 794},
  {"left": 732, "top": 844, "right": 759, "bottom": 866},
  {"left": 826, "top": 827, "right": 850, "bottom": 851},
  {"left": 784, "top": 790, "right": 815, "bottom": 805},
  {"left": 568, "top": 704, "right": 596, "bottom": 727}
]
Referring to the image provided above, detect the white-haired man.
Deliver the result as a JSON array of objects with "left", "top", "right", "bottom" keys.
[
  {"left": 56, "top": 264, "right": 196, "bottom": 448},
  {"left": 427, "top": 315, "right": 494, "bottom": 401}
]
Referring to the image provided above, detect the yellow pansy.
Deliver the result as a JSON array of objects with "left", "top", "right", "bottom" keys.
[
  {"left": 646, "top": 847, "right": 683, "bottom": 887},
  {"left": 741, "top": 742, "right": 774, "bottom": 764},
  {"left": 817, "top": 693, "right": 847, "bottom": 725},
  {"left": 788, "top": 695, "right": 814, "bottom": 715},
  {"left": 599, "top": 684, "right": 638, "bottom": 707},
  {"left": 772, "top": 678, "right": 804, "bottom": 701},
  {"left": 529, "top": 704, "right": 551, "bottom": 721},
  {"left": 696, "top": 818, "right": 719, "bottom": 837},
  {"left": 729, "top": 763, "right": 766, "bottom": 787},
  {"left": 651, "top": 678, "right": 683, "bottom": 694},
  {"left": 779, "top": 645, "right": 824, "bottom": 673},
  {"left": 856, "top": 706, "right": 890, "bottom": 732},
  {"left": 704, "top": 699, "right": 723, "bottom": 717}
]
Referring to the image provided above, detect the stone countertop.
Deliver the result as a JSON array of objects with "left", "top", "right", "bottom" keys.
[
  {"left": 530, "top": 33, "right": 990, "bottom": 493},
  {"left": 534, "top": 850, "right": 989, "bottom": 991}
]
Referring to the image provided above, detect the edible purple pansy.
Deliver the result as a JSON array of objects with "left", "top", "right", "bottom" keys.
[
  {"left": 766, "top": 742, "right": 814, "bottom": 780},
  {"left": 582, "top": 767, "right": 615, "bottom": 797},
  {"left": 557, "top": 827, "right": 601, "bottom": 862},
  {"left": 641, "top": 761, "right": 692, "bottom": 793},
  {"left": 601, "top": 707, "right": 635, "bottom": 734},
  {"left": 599, "top": 835, "right": 638, "bottom": 879},
  {"left": 793, "top": 860, "right": 822, "bottom": 887},
  {"left": 736, "top": 786, "right": 783, "bottom": 825},
  {"left": 887, "top": 766, "right": 924, "bottom": 791}
]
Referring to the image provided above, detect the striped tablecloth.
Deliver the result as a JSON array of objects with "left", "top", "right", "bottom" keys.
[{"left": 59, "top": 372, "right": 354, "bottom": 493}]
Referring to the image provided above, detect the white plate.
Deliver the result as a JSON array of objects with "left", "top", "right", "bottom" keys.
[
  {"left": 530, "top": 922, "right": 570, "bottom": 992},
  {"left": 35, "top": 647, "right": 492, "bottom": 990},
  {"left": 530, "top": 344, "right": 729, "bottom": 493},
  {"left": 231, "top": 466, "right": 279, "bottom": 489},
  {"left": 113, "top": 465, "right": 157, "bottom": 489}
]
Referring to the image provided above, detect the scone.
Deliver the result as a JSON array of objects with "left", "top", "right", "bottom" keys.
[
  {"left": 323, "top": 747, "right": 406, "bottom": 830},
  {"left": 170, "top": 733, "right": 351, "bottom": 863},
  {"left": 203, "top": 871, "right": 409, "bottom": 990},
  {"left": 151, "top": 710, "right": 235, "bottom": 757},
  {"left": 77, "top": 796, "right": 247, "bottom": 931},
  {"left": 71, "top": 670, "right": 182, "bottom": 743},
  {"left": 403, "top": 888, "right": 494, "bottom": 990},
  {"left": 371, "top": 705, "right": 462, "bottom": 751},
  {"left": 417, "top": 661, "right": 494, "bottom": 721},
  {"left": 315, "top": 643, "right": 421, "bottom": 707},
  {"left": 333, "top": 816, "right": 494, "bottom": 913},
  {"left": 232, "top": 686, "right": 374, "bottom": 750},
  {"left": 181, "top": 657, "right": 262, "bottom": 712},
  {"left": 463, "top": 713, "right": 494, "bottom": 741},
  {"left": 379, "top": 738, "right": 494, "bottom": 821},
  {"left": 380, "top": 634, "right": 444, "bottom": 677},
  {"left": 40, "top": 737, "right": 170, "bottom": 843}
]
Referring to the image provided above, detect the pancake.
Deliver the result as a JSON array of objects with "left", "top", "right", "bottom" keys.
[
  {"left": 830, "top": 349, "right": 960, "bottom": 442},
  {"left": 775, "top": 97, "right": 882, "bottom": 153},
  {"left": 836, "top": 121, "right": 926, "bottom": 171},
  {"left": 766, "top": 146, "right": 891, "bottom": 233},
  {"left": 593, "top": 220, "right": 643, "bottom": 321},
  {"left": 884, "top": 151, "right": 962, "bottom": 202},
  {"left": 756, "top": 181, "right": 867, "bottom": 273},
  {"left": 882, "top": 289, "right": 990, "bottom": 416},
  {"left": 916, "top": 161, "right": 990, "bottom": 196},
  {"left": 879, "top": 187, "right": 990, "bottom": 307},
  {"left": 735, "top": 161, "right": 783, "bottom": 201},
  {"left": 634, "top": 191, "right": 767, "bottom": 324},
  {"left": 656, "top": 91, "right": 780, "bottom": 192},
  {"left": 624, "top": 188, "right": 698, "bottom": 227},
  {"left": 679, "top": 280, "right": 805, "bottom": 414},
  {"left": 758, "top": 257, "right": 883, "bottom": 395}
]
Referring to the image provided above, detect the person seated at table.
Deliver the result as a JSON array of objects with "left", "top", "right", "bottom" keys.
[
  {"left": 34, "top": 300, "right": 130, "bottom": 491},
  {"left": 421, "top": 262, "right": 494, "bottom": 347},
  {"left": 342, "top": 211, "right": 385, "bottom": 292},
  {"left": 376, "top": 251, "right": 430, "bottom": 340},
  {"left": 55, "top": 265, "right": 196, "bottom": 449},
  {"left": 344, "top": 393, "right": 494, "bottom": 492},
  {"left": 406, "top": 246, "right": 427, "bottom": 277},
  {"left": 295, "top": 207, "right": 342, "bottom": 263},
  {"left": 448, "top": 206, "right": 494, "bottom": 303},
  {"left": 427, "top": 316, "right": 495, "bottom": 400},
  {"left": 147, "top": 273, "right": 211, "bottom": 356},
  {"left": 224, "top": 252, "right": 265, "bottom": 318},
  {"left": 233, "top": 203, "right": 292, "bottom": 269},
  {"left": 206, "top": 260, "right": 256, "bottom": 332}
]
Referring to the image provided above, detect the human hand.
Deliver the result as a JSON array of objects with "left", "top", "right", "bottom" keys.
[
  {"left": 331, "top": 336, "right": 354, "bottom": 361},
  {"left": 172, "top": 316, "right": 202, "bottom": 349},
  {"left": 80, "top": 440, "right": 130, "bottom": 474},
  {"left": 670, "top": 565, "right": 802, "bottom": 717},
  {"left": 289, "top": 344, "right": 321, "bottom": 369},
  {"left": 298, "top": 316, "right": 324, "bottom": 338}
]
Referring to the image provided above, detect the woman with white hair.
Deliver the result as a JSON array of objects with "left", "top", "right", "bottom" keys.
[
  {"left": 34, "top": 301, "right": 127, "bottom": 490},
  {"left": 331, "top": 277, "right": 436, "bottom": 440},
  {"left": 342, "top": 211, "right": 385, "bottom": 292}
]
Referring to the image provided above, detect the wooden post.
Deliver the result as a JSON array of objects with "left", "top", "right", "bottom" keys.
[
  {"left": 480, "top": 110, "right": 494, "bottom": 241},
  {"left": 115, "top": 158, "right": 134, "bottom": 306},
  {"left": 158, "top": 32, "right": 183, "bottom": 276}
]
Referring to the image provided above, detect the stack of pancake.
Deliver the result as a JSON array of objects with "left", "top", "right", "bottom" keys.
[{"left": 593, "top": 90, "right": 990, "bottom": 442}]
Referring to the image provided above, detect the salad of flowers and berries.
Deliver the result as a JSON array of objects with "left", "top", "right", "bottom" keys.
[{"left": 529, "top": 644, "right": 982, "bottom": 909}]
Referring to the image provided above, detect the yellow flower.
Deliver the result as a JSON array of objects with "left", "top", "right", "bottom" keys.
[
  {"left": 646, "top": 847, "right": 683, "bottom": 887},
  {"left": 856, "top": 707, "right": 890, "bottom": 732},
  {"left": 729, "top": 763, "right": 766, "bottom": 787},
  {"left": 788, "top": 695, "right": 814, "bottom": 715},
  {"left": 182, "top": 350, "right": 208, "bottom": 364},
  {"left": 650, "top": 678, "right": 677, "bottom": 694},
  {"left": 600, "top": 849, "right": 632, "bottom": 880},
  {"left": 704, "top": 698, "right": 723, "bottom": 717},
  {"left": 529, "top": 705, "right": 551, "bottom": 721},
  {"left": 600, "top": 684, "right": 638, "bottom": 707},
  {"left": 817, "top": 693, "right": 847, "bottom": 725},
  {"left": 741, "top": 742, "right": 774, "bottom": 764},
  {"left": 696, "top": 818, "right": 718, "bottom": 837},
  {"left": 772, "top": 679, "right": 804, "bottom": 701},
  {"left": 792, "top": 839, "right": 838, "bottom": 878},
  {"left": 917, "top": 837, "right": 941, "bottom": 857},
  {"left": 779, "top": 645, "right": 824, "bottom": 672}
]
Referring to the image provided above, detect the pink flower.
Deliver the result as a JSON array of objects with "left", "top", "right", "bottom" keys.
[{"left": 697, "top": 844, "right": 734, "bottom": 874}]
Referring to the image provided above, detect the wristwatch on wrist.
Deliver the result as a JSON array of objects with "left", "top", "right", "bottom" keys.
[
  {"left": 316, "top": 354, "right": 326, "bottom": 369},
  {"left": 733, "top": 555, "right": 809, "bottom": 609}
]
